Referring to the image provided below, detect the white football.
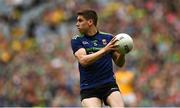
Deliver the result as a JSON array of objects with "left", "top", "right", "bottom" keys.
[{"left": 115, "top": 33, "right": 133, "bottom": 54}]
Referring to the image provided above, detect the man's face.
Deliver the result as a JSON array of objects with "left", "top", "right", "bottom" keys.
[{"left": 76, "top": 15, "right": 91, "bottom": 34}]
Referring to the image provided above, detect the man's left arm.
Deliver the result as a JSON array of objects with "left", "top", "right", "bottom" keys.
[{"left": 112, "top": 51, "right": 125, "bottom": 67}]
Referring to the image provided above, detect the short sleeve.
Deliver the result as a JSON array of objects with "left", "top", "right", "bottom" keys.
[{"left": 71, "top": 37, "right": 84, "bottom": 54}]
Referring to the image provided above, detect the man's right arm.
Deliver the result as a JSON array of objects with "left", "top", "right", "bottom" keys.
[
  {"left": 74, "top": 37, "right": 118, "bottom": 67},
  {"left": 74, "top": 48, "right": 106, "bottom": 67}
]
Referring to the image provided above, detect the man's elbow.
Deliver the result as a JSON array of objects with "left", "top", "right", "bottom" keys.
[
  {"left": 79, "top": 59, "right": 89, "bottom": 67},
  {"left": 116, "top": 59, "right": 125, "bottom": 67},
  {"left": 117, "top": 62, "right": 124, "bottom": 67}
]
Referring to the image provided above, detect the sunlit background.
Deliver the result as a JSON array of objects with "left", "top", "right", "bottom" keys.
[{"left": 0, "top": 0, "right": 179, "bottom": 107}]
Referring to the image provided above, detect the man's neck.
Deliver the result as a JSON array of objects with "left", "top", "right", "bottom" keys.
[{"left": 87, "top": 26, "right": 98, "bottom": 36}]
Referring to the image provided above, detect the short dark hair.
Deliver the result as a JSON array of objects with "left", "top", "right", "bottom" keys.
[{"left": 77, "top": 9, "right": 98, "bottom": 26}]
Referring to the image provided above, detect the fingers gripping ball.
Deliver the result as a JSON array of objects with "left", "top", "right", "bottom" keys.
[{"left": 115, "top": 33, "right": 133, "bottom": 54}]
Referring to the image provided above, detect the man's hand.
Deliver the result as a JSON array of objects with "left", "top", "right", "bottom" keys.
[{"left": 103, "top": 36, "right": 119, "bottom": 53}]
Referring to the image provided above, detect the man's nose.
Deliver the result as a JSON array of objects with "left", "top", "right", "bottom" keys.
[
  {"left": 76, "top": 23, "right": 79, "bottom": 27},
  {"left": 76, "top": 22, "right": 79, "bottom": 27}
]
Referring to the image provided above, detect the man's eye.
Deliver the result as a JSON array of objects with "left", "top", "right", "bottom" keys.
[{"left": 78, "top": 19, "right": 82, "bottom": 22}]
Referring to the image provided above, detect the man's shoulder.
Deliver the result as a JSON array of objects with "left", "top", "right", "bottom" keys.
[
  {"left": 72, "top": 34, "right": 84, "bottom": 40},
  {"left": 99, "top": 31, "right": 113, "bottom": 36}
]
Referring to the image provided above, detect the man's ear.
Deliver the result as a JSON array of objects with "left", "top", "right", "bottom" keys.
[{"left": 88, "top": 19, "right": 93, "bottom": 26}]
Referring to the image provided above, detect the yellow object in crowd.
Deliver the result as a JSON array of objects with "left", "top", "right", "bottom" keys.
[
  {"left": 0, "top": 51, "right": 11, "bottom": 63},
  {"left": 11, "top": 27, "right": 24, "bottom": 38},
  {"left": 115, "top": 70, "right": 135, "bottom": 95},
  {"left": 102, "top": 2, "right": 122, "bottom": 17},
  {"left": 50, "top": 9, "right": 64, "bottom": 25},
  {"left": 24, "top": 39, "right": 33, "bottom": 50},
  {"left": 11, "top": 40, "right": 22, "bottom": 52}
]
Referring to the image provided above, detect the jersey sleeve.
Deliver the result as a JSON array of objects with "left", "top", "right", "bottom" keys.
[{"left": 71, "top": 37, "right": 84, "bottom": 54}]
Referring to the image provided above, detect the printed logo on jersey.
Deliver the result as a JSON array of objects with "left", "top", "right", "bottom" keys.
[
  {"left": 102, "top": 39, "right": 107, "bottom": 45},
  {"left": 92, "top": 40, "right": 98, "bottom": 46},
  {"left": 86, "top": 47, "right": 102, "bottom": 54},
  {"left": 82, "top": 41, "right": 89, "bottom": 45},
  {"left": 110, "top": 87, "right": 118, "bottom": 91},
  {"left": 93, "top": 42, "right": 98, "bottom": 46}
]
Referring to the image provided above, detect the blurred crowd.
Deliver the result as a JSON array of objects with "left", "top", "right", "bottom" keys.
[{"left": 0, "top": 0, "right": 179, "bottom": 107}]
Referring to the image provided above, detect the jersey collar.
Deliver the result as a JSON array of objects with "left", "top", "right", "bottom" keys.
[{"left": 85, "top": 31, "right": 99, "bottom": 37}]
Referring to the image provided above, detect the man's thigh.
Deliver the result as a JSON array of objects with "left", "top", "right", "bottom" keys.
[
  {"left": 81, "top": 97, "right": 102, "bottom": 107},
  {"left": 80, "top": 87, "right": 102, "bottom": 107},
  {"left": 106, "top": 91, "right": 124, "bottom": 107}
]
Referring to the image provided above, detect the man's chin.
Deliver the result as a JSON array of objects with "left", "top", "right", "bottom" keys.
[
  {"left": 79, "top": 30, "right": 85, "bottom": 34},
  {"left": 78, "top": 29, "right": 86, "bottom": 34}
]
